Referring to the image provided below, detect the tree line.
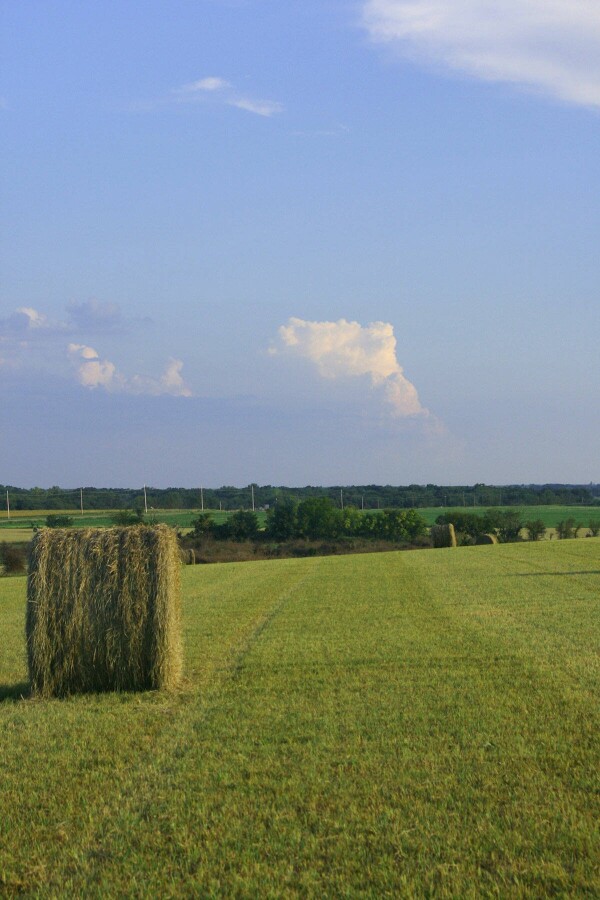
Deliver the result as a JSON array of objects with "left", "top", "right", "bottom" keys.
[
  {"left": 190, "top": 499, "right": 427, "bottom": 543},
  {"left": 2, "top": 482, "right": 599, "bottom": 512}
]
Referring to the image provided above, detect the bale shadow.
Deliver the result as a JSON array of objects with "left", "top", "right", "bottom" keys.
[{"left": 0, "top": 682, "right": 31, "bottom": 702}]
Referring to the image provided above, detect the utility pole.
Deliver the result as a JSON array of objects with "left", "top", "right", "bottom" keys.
[
  {"left": 80, "top": 488, "right": 84, "bottom": 517},
  {"left": 6, "top": 490, "right": 9, "bottom": 520},
  {"left": 340, "top": 489, "right": 344, "bottom": 510},
  {"left": 251, "top": 484, "right": 255, "bottom": 512},
  {"left": 143, "top": 485, "right": 148, "bottom": 515},
  {"left": 361, "top": 495, "right": 364, "bottom": 510},
  {"left": 200, "top": 486, "right": 204, "bottom": 512}
]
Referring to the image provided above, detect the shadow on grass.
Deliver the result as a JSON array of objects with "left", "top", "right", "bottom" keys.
[
  {"left": 510, "top": 571, "right": 600, "bottom": 577},
  {"left": 0, "top": 682, "right": 31, "bottom": 702}
]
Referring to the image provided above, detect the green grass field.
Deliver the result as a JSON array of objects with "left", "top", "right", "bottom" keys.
[
  {"left": 0, "top": 508, "right": 233, "bottom": 531},
  {"left": 416, "top": 504, "right": 600, "bottom": 528},
  {"left": 0, "top": 510, "right": 239, "bottom": 545},
  {"left": 1, "top": 541, "right": 599, "bottom": 895}
]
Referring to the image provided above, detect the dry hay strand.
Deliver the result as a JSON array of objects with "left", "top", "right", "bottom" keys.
[
  {"left": 475, "top": 533, "right": 498, "bottom": 545},
  {"left": 26, "top": 525, "right": 182, "bottom": 698},
  {"left": 430, "top": 523, "right": 457, "bottom": 548}
]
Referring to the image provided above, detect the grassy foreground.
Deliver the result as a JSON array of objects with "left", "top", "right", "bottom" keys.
[{"left": 1, "top": 541, "right": 599, "bottom": 896}]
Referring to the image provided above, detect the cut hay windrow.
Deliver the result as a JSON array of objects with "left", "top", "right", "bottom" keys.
[
  {"left": 430, "top": 523, "right": 457, "bottom": 549},
  {"left": 26, "top": 525, "right": 182, "bottom": 697}
]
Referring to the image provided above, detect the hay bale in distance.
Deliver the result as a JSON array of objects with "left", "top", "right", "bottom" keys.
[
  {"left": 475, "top": 533, "right": 498, "bottom": 545},
  {"left": 179, "top": 548, "right": 196, "bottom": 565},
  {"left": 430, "top": 523, "right": 457, "bottom": 548},
  {"left": 26, "top": 525, "right": 182, "bottom": 698}
]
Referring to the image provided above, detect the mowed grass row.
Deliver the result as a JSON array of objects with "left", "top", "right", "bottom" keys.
[{"left": 1, "top": 541, "right": 599, "bottom": 895}]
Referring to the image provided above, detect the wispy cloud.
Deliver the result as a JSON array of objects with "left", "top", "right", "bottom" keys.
[
  {"left": 270, "top": 317, "right": 429, "bottom": 418},
  {"left": 362, "top": 0, "right": 600, "bottom": 109},
  {"left": 66, "top": 300, "right": 127, "bottom": 333},
  {"left": 0, "top": 306, "right": 59, "bottom": 336},
  {"left": 0, "top": 302, "right": 148, "bottom": 339},
  {"left": 172, "top": 74, "right": 284, "bottom": 118},
  {"left": 178, "top": 76, "right": 231, "bottom": 93},
  {"left": 68, "top": 344, "right": 192, "bottom": 397},
  {"left": 228, "top": 97, "right": 284, "bottom": 117}
]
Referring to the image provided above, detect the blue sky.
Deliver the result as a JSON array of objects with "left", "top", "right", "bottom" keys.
[{"left": 2, "top": 0, "right": 599, "bottom": 488}]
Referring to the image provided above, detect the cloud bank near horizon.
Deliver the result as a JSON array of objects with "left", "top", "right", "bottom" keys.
[
  {"left": 362, "top": 0, "right": 600, "bottom": 109},
  {"left": 271, "top": 317, "right": 429, "bottom": 418}
]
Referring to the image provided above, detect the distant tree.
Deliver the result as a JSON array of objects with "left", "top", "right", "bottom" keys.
[
  {"left": 556, "top": 518, "right": 578, "bottom": 539},
  {"left": 435, "top": 511, "right": 485, "bottom": 541},
  {"left": 588, "top": 519, "right": 600, "bottom": 537},
  {"left": 296, "top": 498, "right": 343, "bottom": 540},
  {"left": 265, "top": 500, "right": 298, "bottom": 541},
  {"left": 375, "top": 509, "right": 427, "bottom": 541},
  {"left": 483, "top": 509, "right": 524, "bottom": 543},
  {"left": 190, "top": 513, "right": 214, "bottom": 538},
  {"left": 341, "top": 506, "right": 362, "bottom": 536},
  {"left": 226, "top": 510, "right": 260, "bottom": 541},
  {"left": 524, "top": 519, "right": 546, "bottom": 541}
]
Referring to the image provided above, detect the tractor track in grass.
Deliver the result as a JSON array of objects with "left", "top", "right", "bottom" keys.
[{"left": 73, "top": 562, "right": 321, "bottom": 873}]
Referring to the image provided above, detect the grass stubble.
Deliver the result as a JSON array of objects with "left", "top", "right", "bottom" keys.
[{"left": 0, "top": 540, "right": 598, "bottom": 896}]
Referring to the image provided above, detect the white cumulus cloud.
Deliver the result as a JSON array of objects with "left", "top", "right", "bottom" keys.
[
  {"left": 68, "top": 343, "right": 122, "bottom": 390},
  {"left": 271, "top": 317, "right": 427, "bottom": 417},
  {"left": 68, "top": 344, "right": 192, "bottom": 397},
  {"left": 362, "top": 0, "right": 600, "bottom": 109},
  {"left": 129, "top": 358, "right": 192, "bottom": 397}
]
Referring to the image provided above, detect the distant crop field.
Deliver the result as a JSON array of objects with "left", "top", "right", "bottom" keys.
[
  {"left": 416, "top": 504, "right": 600, "bottom": 528},
  {"left": 1, "top": 540, "right": 598, "bottom": 895},
  {"left": 0, "top": 508, "right": 267, "bottom": 540},
  {"left": 0, "top": 528, "right": 35, "bottom": 544}
]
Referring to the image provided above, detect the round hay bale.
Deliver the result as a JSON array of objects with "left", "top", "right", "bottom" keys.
[
  {"left": 475, "top": 533, "right": 498, "bottom": 545},
  {"left": 26, "top": 525, "right": 182, "bottom": 697},
  {"left": 179, "top": 547, "right": 196, "bottom": 565},
  {"left": 430, "top": 523, "right": 457, "bottom": 548}
]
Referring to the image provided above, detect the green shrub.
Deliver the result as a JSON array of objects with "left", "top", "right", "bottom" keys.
[
  {"left": 45, "top": 514, "right": 74, "bottom": 528},
  {"left": 111, "top": 508, "right": 145, "bottom": 526}
]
